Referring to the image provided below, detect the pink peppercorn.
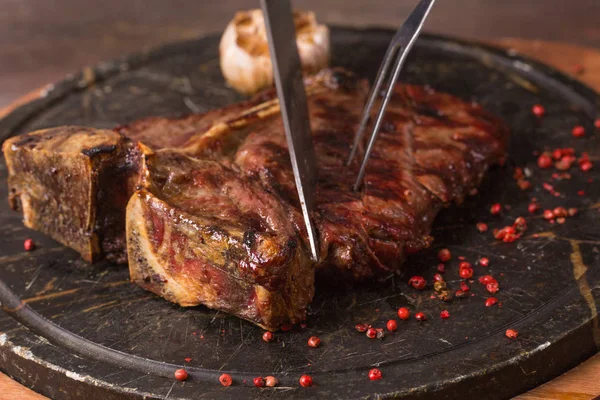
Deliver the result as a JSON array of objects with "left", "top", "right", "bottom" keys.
[
  {"left": 485, "top": 297, "right": 499, "bottom": 307},
  {"left": 532, "top": 104, "right": 545, "bottom": 117},
  {"left": 437, "top": 248, "right": 452, "bottom": 262},
  {"left": 476, "top": 222, "right": 488, "bottom": 232},
  {"left": 174, "top": 369, "right": 188, "bottom": 381},
  {"left": 24, "top": 239, "right": 35, "bottom": 251},
  {"left": 368, "top": 368, "right": 382, "bottom": 381},
  {"left": 537, "top": 153, "right": 553, "bottom": 169},
  {"left": 397, "top": 308, "right": 410, "bottom": 320},
  {"left": 490, "top": 203, "right": 502, "bottom": 215},
  {"left": 387, "top": 320, "right": 397, "bottom": 332},
  {"left": 506, "top": 329, "right": 519, "bottom": 339},
  {"left": 572, "top": 125, "right": 585, "bottom": 138}
]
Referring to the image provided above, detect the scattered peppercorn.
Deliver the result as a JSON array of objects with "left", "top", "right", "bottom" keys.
[
  {"left": 437, "top": 248, "right": 452, "bottom": 262},
  {"left": 386, "top": 320, "right": 398, "bottom": 332},
  {"left": 299, "top": 375, "right": 313, "bottom": 387},
  {"left": 459, "top": 266, "right": 473, "bottom": 279},
  {"left": 543, "top": 182, "right": 554, "bottom": 192},
  {"left": 513, "top": 167, "right": 524, "bottom": 180},
  {"left": 537, "top": 153, "right": 553, "bottom": 169},
  {"left": 553, "top": 207, "right": 567, "bottom": 218},
  {"left": 528, "top": 202, "right": 539, "bottom": 214},
  {"left": 479, "top": 275, "right": 495, "bottom": 285},
  {"left": 460, "top": 281, "right": 470, "bottom": 292},
  {"left": 437, "top": 263, "right": 446, "bottom": 273},
  {"left": 355, "top": 323, "right": 369, "bottom": 332},
  {"left": 433, "top": 273, "right": 444, "bottom": 282},
  {"left": 184, "top": 357, "right": 192, "bottom": 362},
  {"left": 568, "top": 208, "right": 578, "bottom": 217},
  {"left": 415, "top": 312, "right": 427, "bottom": 321},
  {"left": 595, "top": 119, "right": 600, "bottom": 129},
  {"left": 455, "top": 289, "right": 468, "bottom": 298},
  {"left": 552, "top": 148, "right": 563, "bottom": 160},
  {"left": 517, "top": 179, "right": 532, "bottom": 190},
  {"left": 308, "top": 336, "right": 321, "bottom": 348},
  {"left": 262, "top": 331, "right": 274, "bottom": 342},
  {"left": 505, "top": 329, "right": 519, "bottom": 339},
  {"left": 532, "top": 104, "right": 545, "bottom": 117},
  {"left": 219, "top": 373, "right": 233, "bottom": 386},
  {"left": 265, "top": 376, "right": 278, "bottom": 387},
  {"left": 366, "top": 327, "right": 377, "bottom": 339},
  {"left": 253, "top": 377, "right": 266, "bottom": 387},
  {"left": 476, "top": 222, "right": 488, "bottom": 233},
  {"left": 486, "top": 281, "right": 500, "bottom": 294},
  {"left": 479, "top": 257, "right": 490, "bottom": 267},
  {"left": 571, "top": 125, "right": 585, "bottom": 138},
  {"left": 490, "top": 203, "right": 502, "bottom": 215},
  {"left": 397, "top": 307, "right": 410, "bottom": 320},
  {"left": 23, "top": 238, "right": 35, "bottom": 251},
  {"left": 174, "top": 369, "right": 188, "bottom": 381},
  {"left": 485, "top": 297, "right": 499, "bottom": 307},
  {"left": 543, "top": 209, "right": 554, "bottom": 220},
  {"left": 580, "top": 160, "right": 593, "bottom": 172},
  {"left": 440, "top": 310, "right": 450, "bottom": 319},
  {"left": 555, "top": 157, "right": 574, "bottom": 171},
  {"left": 368, "top": 368, "right": 383, "bottom": 381},
  {"left": 408, "top": 275, "right": 427, "bottom": 290}
]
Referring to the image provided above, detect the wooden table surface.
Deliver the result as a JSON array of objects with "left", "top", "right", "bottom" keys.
[{"left": 0, "top": 1, "right": 599, "bottom": 399}]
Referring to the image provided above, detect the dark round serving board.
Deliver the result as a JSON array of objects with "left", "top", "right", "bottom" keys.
[{"left": 0, "top": 27, "right": 599, "bottom": 400}]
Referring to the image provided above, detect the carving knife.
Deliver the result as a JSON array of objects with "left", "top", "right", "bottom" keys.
[{"left": 260, "top": 0, "right": 320, "bottom": 261}]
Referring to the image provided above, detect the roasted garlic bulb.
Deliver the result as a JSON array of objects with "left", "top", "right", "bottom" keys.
[{"left": 219, "top": 9, "right": 330, "bottom": 95}]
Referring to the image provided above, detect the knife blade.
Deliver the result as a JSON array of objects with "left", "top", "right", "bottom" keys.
[{"left": 260, "top": 0, "right": 319, "bottom": 261}]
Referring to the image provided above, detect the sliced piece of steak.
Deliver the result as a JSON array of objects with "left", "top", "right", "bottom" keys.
[
  {"left": 2, "top": 127, "right": 140, "bottom": 263},
  {"left": 127, "top": 148, "right": 313, "bottom": 330}
]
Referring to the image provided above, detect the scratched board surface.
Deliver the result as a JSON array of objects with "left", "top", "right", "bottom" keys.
[{"left": 0, "top": 28, "right": 599, "bottom": 400}]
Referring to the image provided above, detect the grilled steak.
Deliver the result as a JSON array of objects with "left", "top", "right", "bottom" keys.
[
  {"left": 2, "top": 127, "right": 139, "bottom": 263},
  {"left": 2, "top": 68, "right": 508, "bottom": 329},
  {"left": 127, "top": 147, "right": 313, "bottom": 329}
]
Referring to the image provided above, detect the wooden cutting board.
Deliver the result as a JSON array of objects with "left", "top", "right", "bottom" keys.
[{"left": 0, "top": 36, "right": 599, "bottom": 400}]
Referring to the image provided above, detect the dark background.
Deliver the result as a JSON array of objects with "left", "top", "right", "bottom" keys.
[{"left": 1, "top": 0, "right": 599, "bottom": 108}]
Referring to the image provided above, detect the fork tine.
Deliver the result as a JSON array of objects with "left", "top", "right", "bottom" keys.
[
  {"left": 353, "top": 49, "right": 405, "bottom": 192},
  {"left": 347, "top": 44, "right": 397, "bottom": 165},
  {"left": 352, "top": 0, "right": 436, "bottom": 191}
]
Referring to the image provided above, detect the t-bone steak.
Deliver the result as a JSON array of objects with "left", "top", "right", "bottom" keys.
[{"left": 2, "top": 69, "right": 508, "bottom": 329}]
